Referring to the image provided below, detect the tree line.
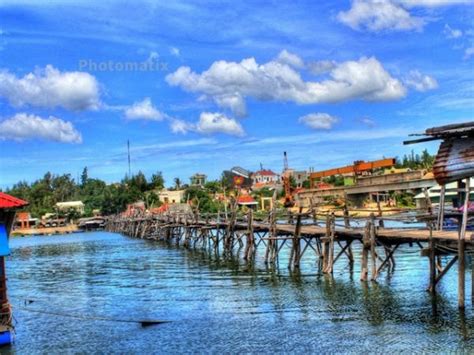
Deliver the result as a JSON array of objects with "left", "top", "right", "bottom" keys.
[{"left": 5, "top": 168, "right": 165, "bottom": 218}]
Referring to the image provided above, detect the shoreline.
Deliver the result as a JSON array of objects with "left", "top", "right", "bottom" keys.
[{"left": 11, "top": 225, "right": 79, "bottom": 237}]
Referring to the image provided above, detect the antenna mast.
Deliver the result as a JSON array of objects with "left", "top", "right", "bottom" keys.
[{"left": 127, "top": 140, "right": 131, "bottom": 177}]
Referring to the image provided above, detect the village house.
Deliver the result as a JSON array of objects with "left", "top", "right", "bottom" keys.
[
  {"left": 158, "top": 189, "right": 185, "bottom": 204},
  {"left": 55, "top": 201, "right": 85, "bottom": 215},
  {"left": 292, "top": 170, "right": 309, "bottom": 188},
  {"left": 190, "top": 173, "right": 207, "bottom": 187},
  {"left": 15, "top": 212, "right": 38, "bottom": 229},
  {"left": 251, "top": 169, "right": 280, "bottom": 185}
]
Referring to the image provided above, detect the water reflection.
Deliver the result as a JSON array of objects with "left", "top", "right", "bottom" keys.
[{"left": 4, "top": 232, "right": 474, "bottom": 353}]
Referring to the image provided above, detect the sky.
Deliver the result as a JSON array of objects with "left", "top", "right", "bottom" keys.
[{"left": 0, "top": 0, "right": 473, "bottom": 188}]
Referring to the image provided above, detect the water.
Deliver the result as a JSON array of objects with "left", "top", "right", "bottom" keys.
[{"left": 5, "top": 231, "right": 474, "bottom": 353}]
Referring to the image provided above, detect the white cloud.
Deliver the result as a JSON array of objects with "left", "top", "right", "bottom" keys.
[
  {"left": 196, "top": 112, "right": 244, "bottom": 136},
  {"left": 170, "top": 47, "right": 180, "bottom": 57},
  {"left": 0, "top": 65, "right": 100, "bottom": 110},
  {"left": 399, "top": 0, "right": 471, "bottom": 7},
  {"left": 276, "top": 49, "right": 305, "bottom": 68},
  {"left": 443, "top": 24, "right": 463, "bottom": 39},
  {"left": 169, "top": 112, "right": 244, "bottom": 136},
  {"left": 146, "top": 51, "right": 159, "bottom": 64},
  {"left": 124, "top": 97, "right": 164, "bottom": 121},
  {"left": 166, "top": 55, "right": 406, "bottom": 116},
  {"left": 404, "top": 70, "right": 439, "bottom": 91},
  {"left": 464, "top": 47, "right": 474, "bottom": 60},
  {"left": 338, "top": 0, "right": 471, "bottom": 32},
  {"left": 0, "top": 113, "right": 82, "bottom": 143},
  {"left": 308, "top": 60, "right": 337, "bottom": 75},
  {"left": 298, "top": 113, "right": 338, "bottom": 130},
  {"left": 359, "top": 117, "right": 376, "bottom": 127},
  {"left": 337, "top": 0, "right": 425, "bottom": 32},
  {"left": 170, "top": 118, "right": 192, "bottom": 134}
]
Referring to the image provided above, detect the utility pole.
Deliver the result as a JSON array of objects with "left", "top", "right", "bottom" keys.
[{"left": 127, "top": 140, "right": 131, "bottom": 177}]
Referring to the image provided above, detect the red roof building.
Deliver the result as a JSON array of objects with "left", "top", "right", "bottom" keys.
[
  {"left": 252, "top": 170, "right": 280, "bottom": 185},
  {"left": 237, "top": 195, "right": 258, "bottom": 206},
  {"left": 0, "top": 192, "right": 28, "bottom": 209}
]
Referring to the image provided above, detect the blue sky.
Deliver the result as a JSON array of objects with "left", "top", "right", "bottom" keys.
[{"left": 0, "top": 0, "right": 473, "bottom": 188}]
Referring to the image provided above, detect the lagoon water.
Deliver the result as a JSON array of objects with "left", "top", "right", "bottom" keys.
[{"left": 5, "top": 231, "right": 474, "bottom": 353}]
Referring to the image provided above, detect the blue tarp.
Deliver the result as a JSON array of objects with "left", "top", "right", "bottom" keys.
[{"left": 0, "top": 225, "right": 10, "bottom": 257}]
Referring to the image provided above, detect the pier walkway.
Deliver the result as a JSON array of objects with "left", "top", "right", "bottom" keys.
[{"left": 106, "top": 209, "right": 473, "bottom": 308}]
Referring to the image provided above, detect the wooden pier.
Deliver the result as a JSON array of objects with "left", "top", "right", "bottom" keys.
[{"left": 106, "top": 207, "right": 474, "bottom": 308}]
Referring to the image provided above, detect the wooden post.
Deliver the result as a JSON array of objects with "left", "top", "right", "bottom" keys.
[
  {"left": 343, "top": 204, "right": 350, "bottom": 229},
  {"left": 360, "top": 220, "right": 370, "bottom": 281},
  {"left": 324, "top": 213, "right": 335, "bottom": 274},
  {"left": 428, "top": 223, "right": 436, "bottom": 293},
  {"left": 321, "top": 213, "right": 330, "bottom": 272},
  {"left": 458, "top": 178, "right": 470, "bottom": 308},
  {"left": 293, "top": 208, "right": 303, "bottom": 269},
  {"left": 370, "top": 213, "right": 377, "bottom": 281},
  {"left": 243, "top": 209, "right": 254, "bottom": 261},
  {"left": 437, "top": 185, "right": 446, "bottom": 230}
]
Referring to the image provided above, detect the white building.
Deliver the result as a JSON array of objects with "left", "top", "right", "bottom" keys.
[
  {"left": 158, "top": 189, "right": 185, "bottom": 204},
  {"left": 55, "top": 201, "right": 85, "bottom": 214}
]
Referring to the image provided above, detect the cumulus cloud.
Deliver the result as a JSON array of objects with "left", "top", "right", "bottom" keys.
[
  {"left": 275, "top": 49, "right": 305, "bottom": 68},
  {"left": 0, "top": 65, "right": 100, "bottom": 110},
  {"left": 308, "top": 60, "right": 337, "bottom": 75},
  {"left": 404, "top": 70, "right": 438, "bottom": 91},
  {"left": 0, "top": 113, "right": 82, "bottom": 143},
  {"left": 166, "top": 54, "right": 406, "bottom": 116},
  {"left": 299, "top": 113, "right": 338, "bottom": 130},
  {"left": 169, "top": 112, "right": 244, "bottom": 136},
  {"left": 443, "top": 24, "right": 463, "bottom": 39},
  {"left": 124, "top": 97, "right": 164, "bottom": 121},
  {"left": 197, "top": 112, "right": 244, "bottom": 136},
  {"left": 170, "top": 118, "right": 192, "bottom": 134},
  {"left": 338, "top": 0, "right": 470, "bottom": 32},
  {"left": 337, "top": 0, "right": 425, "bottom": 32}
]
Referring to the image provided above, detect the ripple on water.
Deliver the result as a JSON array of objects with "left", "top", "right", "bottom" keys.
[{"left": 5, "top": 231, "right": 474, "bottom": 353}]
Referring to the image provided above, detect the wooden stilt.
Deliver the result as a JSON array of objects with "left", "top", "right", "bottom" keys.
[
  {"left": 458, "top": 178, "right": 470, "bottom": 309},
  {"left": 360, "top": 221, "right": 370, "bottom": 282},
  {"left": 428, "top": 224, "right": 436, "bottom": 293},
  {"left": 370, "top": 214, "right": 377, "bottom": 281}
]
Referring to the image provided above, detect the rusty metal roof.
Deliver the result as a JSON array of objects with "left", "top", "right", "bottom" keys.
[
  {"left": 433, "top": 137, "right": 474, "bottom": 185},
  {"left": 426, "top": 121, "right": 474, "bottom": 137},
  {"left": 404, "top": 121, "right": 474, "bottom": 145}
]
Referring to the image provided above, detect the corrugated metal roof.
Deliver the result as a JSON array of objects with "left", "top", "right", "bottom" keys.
[
  {"left": 0, "top": 192, "right": 28, "bottom": 209},
  {"left": 433, "top": 137, "right": 474, "bottom": 185},
  {"left": 404, "top": 121, "right": 474, "bottom": 145},
  {"left": 426, "top": 121, "right": 474, "bottom": 138}
]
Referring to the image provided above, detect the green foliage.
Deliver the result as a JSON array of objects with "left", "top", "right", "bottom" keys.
[
  {"left": 173, "top": 177, "right": 182, "bottom": 190},
  {"left": 204, "top": 181, "right": 221, "bottom": 194},
  {"left": 392, "top": 192, "right": 415, "bottom": 208},
  {"left": 302, "top": 179, "right": 311, "bottom": 189},
  {"left": 323, "top": 175, "right": 345, "bottom": 186},
  {"left": 252, "top": 187, "right": 274, "bottom": 200},
  {"left": 184, "top": 186, "right": 224, "bottom": 213},
  {"left": 5, "top": 169, "right": 154, "bottom": 217},
  {"left": 149, "top": 171, "right": 165, "bottom": 190},
  {"left": 395, "top": 149, "right": 435, "bottom": 170}
]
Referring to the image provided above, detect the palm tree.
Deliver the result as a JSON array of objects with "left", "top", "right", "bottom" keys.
[{"left": 174, "top": 177, "right": 182, "bottom": 190}]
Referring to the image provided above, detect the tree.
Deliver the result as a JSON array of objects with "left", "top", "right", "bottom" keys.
[
  {"left": 174, "top": 177, "right": 182, "bottom": 190},
  {"left": 81, "top": 167, "right": 89, "bottom": 187},
  {"left": 149, "top": 171, "right": 165, "bottom": 190},
  {"left": 128, "top": 171, "right": 148, "bottom": 192}
]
